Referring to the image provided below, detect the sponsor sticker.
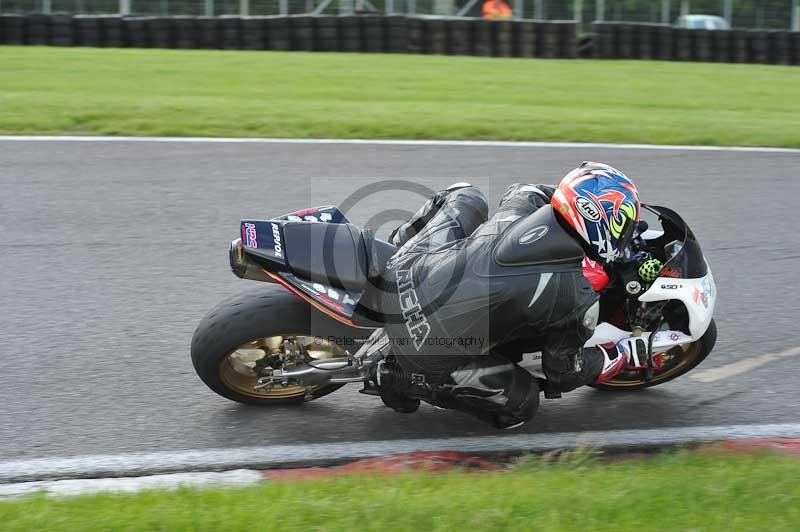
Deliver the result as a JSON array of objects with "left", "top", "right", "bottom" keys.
[
  {"left": 575, "top": 196, "right": 601, "bottom": 222},
  {"left": 693, "top": 277, "right": 715, "bottom": 308},
  {"left": 660, "top": 266, "right": 682, "bottom": 278},
  {"left": 271, "top": 223, "right": 283, "bottom": 258},
  {"left": 518, "top": 225, "right": 549, "bottom": 245},
  {"left": 244, "top": 223, "right": 258, "bottom": 248},
  {"left": 396, "top": 268, "right": 431, "bottom": 351}
]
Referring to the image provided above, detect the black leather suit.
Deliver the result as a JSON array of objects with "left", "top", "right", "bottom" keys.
[{"left": 373, "top": 184, "right": 605, "bottom": 428}]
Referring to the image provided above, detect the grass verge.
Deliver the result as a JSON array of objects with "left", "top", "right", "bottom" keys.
[
  {"left": 1, "top": 46, "right": 799, "bottom": 147},
  {"left": 1, "top": 449, "right": 799, "bottom": 531}
]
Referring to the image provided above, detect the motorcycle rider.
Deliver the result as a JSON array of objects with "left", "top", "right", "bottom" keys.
[{"left": 366, "top": 162, "right": 650, "bottom": 429}]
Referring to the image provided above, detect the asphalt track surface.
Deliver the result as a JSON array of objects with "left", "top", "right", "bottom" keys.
[{"left": 1, "top": 138, "right": 799, "bottom": 461}]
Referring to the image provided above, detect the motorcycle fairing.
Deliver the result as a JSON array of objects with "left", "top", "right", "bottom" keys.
[
  {"left": 274, "top": 206, "right": 349, "bottom": 225},
  {"left": 582, "top": 204, "right": 715, "bottom": 348},
  {"left": 237, "top": 206, "right": 372, "bottom": 327},
  {"left": 639, "top": 267, "right": 716, "bottom": 340},
  {"left": 240, "top": 219, "right": 287, "bottom": 265},
  {"left": 635, "top": 204, "right": 715, "bottom": 340},
  {"left": 583, "top": 322, "right": 694, "bottom": 350},
  {"left": 277, "top": 271, "right": 362, "bottom": 318},
  {"left": 239, "top": 208, "right": 348, "bottom": 265}
]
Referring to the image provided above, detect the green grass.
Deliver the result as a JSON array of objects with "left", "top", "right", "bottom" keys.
[
  {"left": 1, "top": 46, "right": 799, "bottom": 146},
  {"left": 2, "top": 449, "right": 800, "bottom": 531}
]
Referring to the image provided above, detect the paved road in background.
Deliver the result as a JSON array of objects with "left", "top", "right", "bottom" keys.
[{"left": 1, "top": 139, "right": 798, "bottom": 460}]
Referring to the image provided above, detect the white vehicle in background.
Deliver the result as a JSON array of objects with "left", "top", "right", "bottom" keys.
[{"left": 676, "top": 15, "right": 731, "bottom": 30}]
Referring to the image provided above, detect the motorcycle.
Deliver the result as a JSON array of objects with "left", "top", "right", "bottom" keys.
[{"left": 191, "top": 201, "right": 716, "bottom": 414}]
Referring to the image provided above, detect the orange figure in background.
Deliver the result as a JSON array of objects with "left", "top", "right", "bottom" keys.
[{"left": 482, "top": 0, "right": 512, "bottom": 19}]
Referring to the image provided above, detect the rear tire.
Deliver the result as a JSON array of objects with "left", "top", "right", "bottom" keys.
[{"left": 191, "top": 284, "right": 371, "bottom": 405}]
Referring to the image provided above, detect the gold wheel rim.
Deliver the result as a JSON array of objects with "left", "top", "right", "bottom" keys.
[
  {"left": 219, "top": 335, "right": 345, "bottom": 399},
  {"left": 599, "top": 341, "right": 703, "bottom": 388}
]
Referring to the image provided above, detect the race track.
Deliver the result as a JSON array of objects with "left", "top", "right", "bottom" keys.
[{"left": 1, "top": 138, "right": 799, "bottom": 460}]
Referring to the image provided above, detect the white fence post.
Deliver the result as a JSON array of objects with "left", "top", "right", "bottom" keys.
[
  {"left": 534, "top": 0, "right": 543, "bottom": 20},
  {"left": 680, "top": 0, "right": 690, "bottom": 17},
  {"left": 280, "top": 0, "right": 288, "bottom": 14},
  {"left": 240, "top": 0, "right": 249, "bottom": 16},
  {"left": 119, "top": 0, "right": 130, "bottom": 15},
  {"left": 723, "top": 0, "right": 732, "bottom": 25},
  {"left": 205, "top": 0, "right": 213, "bottom": 16},
  {"left": 513, "top": 0, "right": 522, "bottom": 19},
  {"left": 793, "top": 0, "right": 800, "bottom": 31},
  {"left": 595, "top": 0, "right": 604, "bottom": 22},
  {"left": 661, "top": 0, "right": 670, "bottom": 23},
  {"left": 42, "top": 0, "right": 51, "bottom": 14},
  {"left": 574, "top": 0, "right": 582, "bottom": 24}
]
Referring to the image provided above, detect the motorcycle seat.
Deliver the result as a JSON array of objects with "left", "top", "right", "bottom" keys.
[{"left": 281, "top": 222, "right": 396, "bottom": 292}]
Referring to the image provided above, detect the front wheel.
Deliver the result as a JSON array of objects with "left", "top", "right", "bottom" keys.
[
  {"left": 590, "top": 319, "right": 717, "bottom": 391},
  {"left": 191, "top": 284, "right": 371, "bottom": 405}
]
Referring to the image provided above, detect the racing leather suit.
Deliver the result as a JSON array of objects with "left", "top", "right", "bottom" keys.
[{"left": 372, "top": 183, "right": 606, "bottom": 428}]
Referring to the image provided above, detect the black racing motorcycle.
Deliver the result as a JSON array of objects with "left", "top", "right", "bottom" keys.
[{"left": 191, "top": 203, "right": 716, "bottom": 412}]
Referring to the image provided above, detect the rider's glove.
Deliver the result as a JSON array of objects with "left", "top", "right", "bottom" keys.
[
  {"left": 616, "top": 337, "right": 649, "bottom": 370},
  {"left": 595, "top": 337, "right": 649, "bottom": 383}
]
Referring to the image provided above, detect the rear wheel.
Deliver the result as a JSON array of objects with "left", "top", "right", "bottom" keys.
[
  {"left": 590, "top": 319, "right": 716, "bottom": 391},
  {"left": 191, "top": 284, "right": 371, "bottom": 405}
]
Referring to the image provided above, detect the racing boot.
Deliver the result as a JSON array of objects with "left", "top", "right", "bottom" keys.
[
  {"left": 438, "top": 358, "right": 540, "bottom": 429},
  {"left": 365, "top": 358, "right": 421, "bottom": 414}
]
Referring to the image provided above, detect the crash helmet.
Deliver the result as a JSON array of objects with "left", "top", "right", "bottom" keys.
[{"left": 551, "top": 162, "right": 641, "bottom": 264}]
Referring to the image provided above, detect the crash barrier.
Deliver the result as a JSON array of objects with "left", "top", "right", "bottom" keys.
[
  {"left": 3, "top": 15, "right": 797, "bottom": 65},
  {"left": 0, "top": 14, "right": 577, "bottom": 58},
  {"left": 591, "top": 22, "right": 800, "bottom": 65}
]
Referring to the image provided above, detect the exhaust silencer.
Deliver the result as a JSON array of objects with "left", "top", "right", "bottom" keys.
[{"left": 229, "top": 238, "right": 274, "bottom": 283}]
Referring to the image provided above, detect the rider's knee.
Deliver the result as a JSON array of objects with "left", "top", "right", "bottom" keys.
[{"left": 443, "top": 185, "right": 489, "bottom": 224}]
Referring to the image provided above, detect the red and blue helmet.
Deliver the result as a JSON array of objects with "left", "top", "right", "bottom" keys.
[{"left": 551, "top": 162, "right": 641, "bottom": 264}]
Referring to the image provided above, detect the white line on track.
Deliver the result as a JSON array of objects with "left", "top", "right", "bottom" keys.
[
  {"left": 1, "top": 136, "right": 799, "bottom": 154},
  {"left": 3, "top": 423, "right": 800, "bottom": 484},
  {"left": 690, "top": 346, "right": 800, "bottom": 383}
]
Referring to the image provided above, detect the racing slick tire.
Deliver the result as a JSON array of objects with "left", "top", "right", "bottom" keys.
[{"left": 191, "top": 284, "right": 371, "bottom": 405}]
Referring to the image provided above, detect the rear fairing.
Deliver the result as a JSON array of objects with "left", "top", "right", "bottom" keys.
[{"left": 232, "top": 206, "right": 368, "bottom": 327}]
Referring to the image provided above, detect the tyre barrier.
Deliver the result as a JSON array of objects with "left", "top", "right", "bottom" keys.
[
  {"left": 590, "top": 21, "right": 799, "bottom": 65},
  {"left": 3, "top": 14, "right": 797, "bottom": 65},
  {"left": 173, "top": 16, "right": 196, "bottom": 49},
  {"left": 0, "top": 14, "right": 26, "bottom": 44},
  {"left": 122, "top": 17, "right": 151, "bottom": 48},
  {"left": 385, "top": 15, "right": 408, "bottom": 53},
  {"left": 26, "top": 13, "right": 49, "bottom": 45},
  {"left": 290, "top": 15, "right": 315, "bottom": 52},
  {"left": 50, "top": 13, "right": 73, "bottom": 46},
  {"left": 314, "top": 15, "right": 338, "bottom": 52},
  {"left": 241, "top": 16, "right": 266, "bottom": 50},
  {"left": 360, "top": 15, "right": 384, "bottom": 53},
  {"left": 149, "top": 17, "right": 173, "bottom": 48},
  {"left": 196, "top": 17, "right": 220, "bottom": 49},
  {"left": 338, "top": 15, "right": 360, "bottom": 52},
  {"left": 220, "top": 16, "right": 241, "bottom": 49}
]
